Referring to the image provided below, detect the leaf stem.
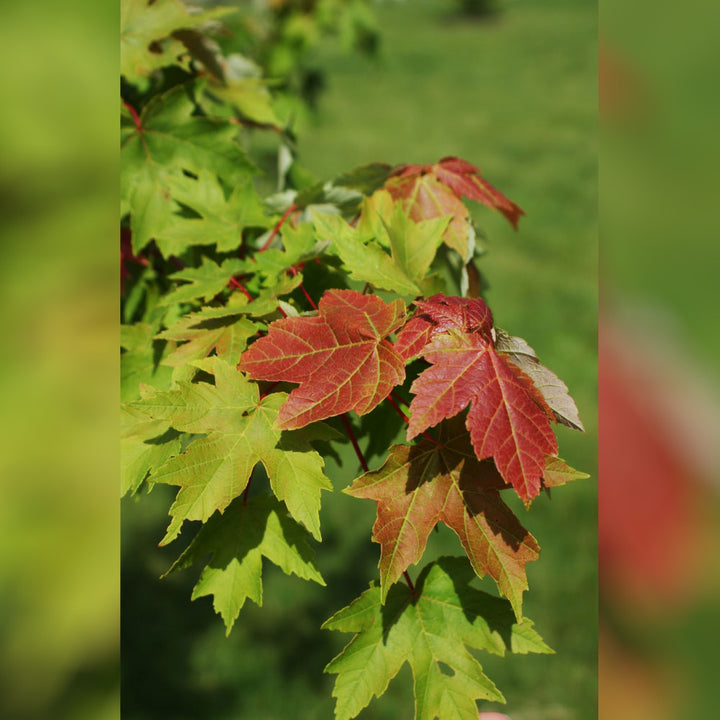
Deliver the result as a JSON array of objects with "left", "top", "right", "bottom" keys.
[
  {"left": 122, "top": 99, "right": 142, "bottom": 130},
  {"left": 229, "top": 276, "right": 254, "bottom": 302},
  {"left": 386, "top": 391, "right": 439, "bottom": 445},
  {"left": 385, "top": 392, "right": 409, "bottom": 423},
  {"left": 340, "top": 413, "right": 369, "bottom": 473},
  {"left": 288, "top": 266, "right": 318, "bottom": 311},
  {"left": 403, "top": 571, "right": 416, "bottom": 593},
  {"left": 258, "top": 203, "right": 297, "bottom": 253}
]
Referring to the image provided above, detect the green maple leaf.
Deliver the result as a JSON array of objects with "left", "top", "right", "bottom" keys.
[
  {"left": 154, "top": 275, "right": 303, "bottom": 378},
  {"left": 157, "top": 311, "right": 258, "bottom": 381},
  {"left": 155, "top": 171, "right": 270, "bottom": 256},
  {"left": 312, "top": 210, "right": 420, "bottom": 295},
  {"left": 158, "top": 256, "right": 250, "bottom": 306},
  {"left": 121, "top": 84, "right": 254, "bottom": 253},
  {"left": 251, "top": 222, "right": 323, "bottom": 282},
  {"left": 346, "top": 417, "right": 540, "bottom": 620},
  {"left": 138, "top": 359, "right": 333, "bottom": 542},
  {"left": 323, "top": 556, "right": 552, "bottom": 720},
  {"left": 121, "top": 0, "right": 235, "bottom": 88},
  {"left": 165, "top": 494, "right": 325, "bottom": 634},
  {"left": 379, "top": 200, "right": 448, "bottom": 290}
]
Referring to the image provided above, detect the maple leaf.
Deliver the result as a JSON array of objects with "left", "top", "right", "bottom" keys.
[
  {"left": 121, "top": 0, "right": 236, "bottom": 88},
  {"left": 165, "top": 494, "right": 325, "bottom": 634},
  {"left": 158, "top": 256, "right": 250, "bottom": 307},
  {"left": 323, "top": 556, "right": 552, "bottom": 720},
  {"left": 138, "top": 359, "right": 333, "bottom": 542},
  {"left": 155, "top": 171, "right": 270, "bottom": 256},
  {"left": 239, "top": 289, "right": 406, "bottom": 430},
  {"left": 382, "top": 156, "right": 524, "bottom": 261},
  {"left": 312, "top": 210, "right": 422, "bottom": 295},
  {"left": 121, "top": 84, "right": 254, "bottom": 253},
  {"left": 400, "top": 294, "right": 559, "bottom": 503},
  {"left": 347, "top": 417, "right": 540, "bottom": 619}
]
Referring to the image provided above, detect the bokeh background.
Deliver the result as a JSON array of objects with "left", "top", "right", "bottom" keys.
[
  {"left": 600, "top": 0, "right": 720, "bottom": 718},
  {"left": 24, "top": 0, "right": 720, "bottom": 718}
]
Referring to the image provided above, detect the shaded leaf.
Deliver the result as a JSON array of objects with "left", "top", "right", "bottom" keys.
[
  {"left": 156, "top": 172, "right": 270, "bottom": 255},
  {"left": 166, "top": 495, "right": 324, "bottom": 633},
  {"left": 158, "top": 256, "right": 249, "bottom": 306},
  {"left": 121, "top": 84, "right": 254, "bottom": 253},
  {"left": 121, "top": 0, "right": 235, "bottom": 88},
  {"left": 347, "top": 417, "right": 539, "bottom": 618}
]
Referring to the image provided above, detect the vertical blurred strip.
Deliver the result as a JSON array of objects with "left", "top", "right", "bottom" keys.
[
  {"left": 0, "top": 1, "right": 119, "bottom": 718},
  {"left": 600, "top": 0, "right": 720, "bottom": 718}
]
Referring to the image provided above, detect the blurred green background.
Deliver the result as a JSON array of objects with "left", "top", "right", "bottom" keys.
[{"left": 122, "top": 1, "right": 597, "bottom": 719}]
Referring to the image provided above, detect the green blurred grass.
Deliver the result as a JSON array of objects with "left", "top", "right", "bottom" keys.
[{"left": 122, "top": 1, "right": 597, "bottom": 718}]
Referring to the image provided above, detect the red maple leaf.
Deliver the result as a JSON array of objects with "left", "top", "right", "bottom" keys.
[
  {"left": 239, "top": 289, "right": 406, "bottom": 430},
  {"left": 346, "top": 417, "right": 540, "bottom": 618},
  {"left": 382, "top": 156, "right": 524, "bottom": 259},
  {"left": 399, "top": 294, "right": 559, "bottom": 503}
]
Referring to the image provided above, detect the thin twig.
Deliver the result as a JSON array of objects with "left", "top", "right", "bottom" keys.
[{"left": 340, "top": 413, "right": 369, "bottom": 473}]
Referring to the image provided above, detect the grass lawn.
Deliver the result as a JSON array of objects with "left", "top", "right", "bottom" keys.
[{"left": 122, "top": 1, "right": 597, "bottom": 718}]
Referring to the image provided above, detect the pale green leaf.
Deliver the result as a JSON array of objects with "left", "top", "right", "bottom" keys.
[
  {"left": 382, "top": 205, "right": 449, "bottom": 285},
  {"left": 150, "top": 393, "right": 283, "bottom": 544},
  {"left": 144, "top": 360, "right": 333, "bottom": 542},
  {"left": 312, "top": 210, "right": 420, "bottom": 295},
  {"left": 158, "top": 256, "right": 249, "bottom": 306},
  {"left": 130, "top": 357, "right": 259, "bottom": 434}
]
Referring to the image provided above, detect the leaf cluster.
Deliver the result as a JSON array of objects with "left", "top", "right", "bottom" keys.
[{"left": 121, "top": 3, "right": 588, "bottom": 718}]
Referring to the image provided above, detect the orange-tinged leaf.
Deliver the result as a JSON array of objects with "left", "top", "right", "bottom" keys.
[
  {"left": 346, "top": 418, "right": 540, "bottom": 619},
  {"left": 383, "top": 156, "right": 524, "bottom": 260},
  {"left": 239, "top": 289, "right": 406, "bottom": 429}
]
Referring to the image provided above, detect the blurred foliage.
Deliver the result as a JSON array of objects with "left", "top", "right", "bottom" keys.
[
  {"left": 601, "top": 0, "right": 720, "bottom": 718},
  {"left": 0, "top": 2, "right": 118, "bottom": 719}
]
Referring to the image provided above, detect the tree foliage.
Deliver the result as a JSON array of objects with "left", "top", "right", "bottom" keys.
[{"left": 121, "top": 2, "right": 587, "bottom": 717}]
